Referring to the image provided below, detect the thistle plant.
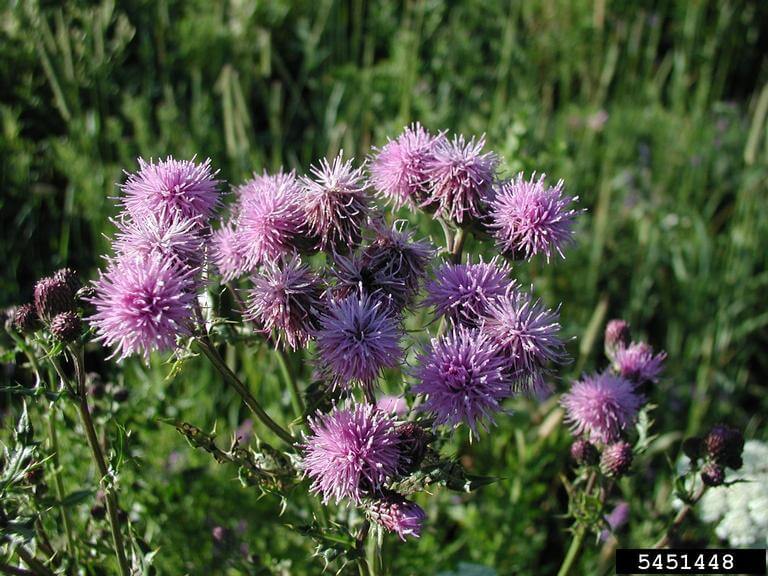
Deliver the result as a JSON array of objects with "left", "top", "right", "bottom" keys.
[{"left": 1, "top": 125, "right": 748, "bottom": 575}]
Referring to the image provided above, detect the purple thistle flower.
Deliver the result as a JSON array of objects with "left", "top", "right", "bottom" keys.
[
  {"left": 315, "top": 293, "right": 403, "bottom": 389},
  {"left": 377, "top": 395, "right": 409, "bottom": 417},
  {"left": 245, "top": 256, "right": 324, "bottom": 350},
  {"left": 236, "top": 171, "right": 307, "bottom": 268},
  {"left": 482, "top": 289, "right": 566, "bottom": 389},
  {"left": 113, "top": 212, "right": 204, "bottom": 268},
  {"left": 328, "top": 252, "right": 407, "bottom": 311},
  {"left": 363, "top": 219, "right": 434, "bottom": 302},
  {"left": 604, "top": 318, "right": 631, "bottom": 358},
  {"left": 366, "top": 494, "right": 426, "bottom": 540},
  {"left": 488, "top": 173, "right": 580, "bottom": 261},
  {"left": 421, "top": 134, "right": 497, "bottom": 224},
  {"left": 211, "top": 223, "right": 249, "bottom": 282},
  {"left": 561, "top": 372, "right": 643, "bottom": 444},
  {"left": 423, "top": 257, "right": 514, "bottom": 328},
  {"left": 413, "top": 326, "right": 511, "bottom": 436},
  {"left": 301, "top": 153, "right": 371, "bottom": 252},
  {"left": 120, "top": 156, "right": 221, "bottom": 221},
  {"left": 300, "top": 404, "right": 401, "bottom": 504},
  {"left": 87, "top": 256, "right": 198, "bottom": 363},
  {"left": 613, "top": 341, "right": 666, "bottom": 384},
  {"left": 370, "top": 123, "right": 441, "bottom": 208}
]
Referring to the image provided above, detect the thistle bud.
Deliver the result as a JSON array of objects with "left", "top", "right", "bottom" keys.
[
  {"left": 700, "top": 462, "right": 725, "bottom": 487},
  {"left": 12, "top": 303, "right": 39, "bottom": 334},
  {"left": 703, "top": 425, "right": 744, "bottom": 469},
  {"left": 34, "top": 277, "right": 75, "bottom": 320},
  {"left": 395, "top": 422, "right": 431, "bottom": 474},
  {"left": 600, "top": 442, "right": 633, "bottom": 478},
  {"left": 604, "top": 319, "right": 630, "bottom": 358},
  {"left": 366, "top": 493, "right": 426, "bottom": 540},
  {"left": 53, "top": 267, "right": 81, "bottom": 293},
  {"left": 50, "top": 311, "right": 81, "bottom": 343},
  {"left": 570, "top": 439, "right": 599, "bottom": 466},
  {"left": 682, "top": 437, "right": 702, "bottom": 462}
]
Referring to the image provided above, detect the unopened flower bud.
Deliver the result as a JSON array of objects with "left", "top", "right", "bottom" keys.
[
  {"left": 682, "top": 437, "right": 702, "bottom": 462},
  {"left": 395, "top": 422, "right": 431, "bottom": 474},
  {"left": 600, "top": 442, "right": 633, "bottom": 477},
  {"left": 12, "top": 304, "right": 39, "bottom": 334},
  {"left": 53, "top": 267, "right": 81, "bottom": 294},
  {"left": 700, "top": 463, "right": 725, "bottom": 487},
  {"left": 34, "top": 277, "right": 75, "bottom": 320},
  {"left": 50, "top": 311, "right": 81, "bottom": 342},
  {"left": 570, "top": 439, "right": 599, "bottom": 466},
  {"left": 604, "top": 319, "right": 630, "bottom": 358},
  {"left": 704, "top": 425, "right": 744, "bottom": 469},
  {"left": 366, "top": 493, "right": 425, "bottom": 540}
]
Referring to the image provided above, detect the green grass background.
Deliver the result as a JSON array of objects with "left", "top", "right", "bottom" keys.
[{"left": 1, "top": 1, "right": 767, "bottom": 574}]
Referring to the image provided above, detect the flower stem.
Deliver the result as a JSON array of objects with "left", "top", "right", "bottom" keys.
[
  {"left": 196, "top": 339, "right": 296, "bottom": 445},
  {"left": 46, "top": 408, "right": 77, "bottom": 563},
  {"left": 557, "top": 525, "right": 586, "bottom": 576},
  {"left": 274, "top": 348, "right": 304, "bottom": 418},
  {"left": 70, "top": 347, "right": 131, "bottom": 576},
  {"left": 451, "top": 227, "right": 467, "bottom": 264},
  {"left": 654, "top": 484, "right": 707, "bottom": 548}
]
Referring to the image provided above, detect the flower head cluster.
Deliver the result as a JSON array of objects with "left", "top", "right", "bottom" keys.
[
  {"left": 301, "top": 404, "right": 401, "bottom": 504},
  {"left": 413, "top": 326, "right": 511, "bottom": 436},
  {"left": 613, "top": 341, "right": 666, "bottom": 384},
  {"left": 488, "top": 173, "right": 580, "bottom": 261},
  {"left": 370, "top": 123, "right": 441, "bottom": 208}
]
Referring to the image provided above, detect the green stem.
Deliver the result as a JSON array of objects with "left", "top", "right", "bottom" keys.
[
  {"left": 654, "top": 484, "right": 707, "bottom": 548},
  {"left": 274, "top": 348, "right": 304, "bottom": 418},
  {"left": 557, "top": 525, "right": 586, "bottom": 576},
  {"left": 46, "top": 410, "right": 77, "bottom": 562},
  {"left": 451, "top": 227, "right": 467, "bottom": 264},
  {"left": 196, "top": 339, "right": 296, "bottom": 445},
  {"left": 70, "top": 348, "right": 130, "bottom": 576},
  {"left": 15, "top": 547, "right": 55, "bottom": 576}
]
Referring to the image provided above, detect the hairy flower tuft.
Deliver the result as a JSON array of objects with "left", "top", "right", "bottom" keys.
[
  {"left": 211, "top": 223, "right": 249, "bottom": 282},
  {"left": 245, "top": 256, "right": 323, "bottom": 350},
  {"left": 87, "top": 256, "right": 197, "bottom": 363},
  {"left": 121, "top": 156, "right": 221, "bottom": 221},
  {"left": 113, "top": 212, "right": 204, "bottom": 268},
  {"left": 315, "top": 294, "right": 403, "bottom": 389},
  {"left": 301, "top": 153, "right": 370, "bottom": 252},
  {"left": 561, "top": 372, "right": 643, "bottom": 444},
  {"left": 488, "top": 173, "right": 580, "bottom": 261},
  {"left": 421, "top": 134, "right": 497, "bottom": 224},
  {"left": 300, "top": 404, "right": 401, "bottom": 504},
  {"left": 413, "top": 326, "right": 511, "bottom": 436},
  {"left": 370, "top": 123, "right": 441, "bottom": 208},
  {"left": 613, "top": 341, "right": 666, "bottom": 384}
]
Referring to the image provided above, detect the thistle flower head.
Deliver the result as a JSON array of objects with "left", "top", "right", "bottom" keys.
[
  {"left": 113, "top": 212, "right": 204, "bottom": 268},
  {"left": 211, "top": 222, "right": 249, "bottom": 282},
  {"left": 236, "top": 170, "right": 307, "bottom": 268},
  {"left": 315, "top": 294, "right": 403, "bottom": 389},
  {"left": 87, "top": 256, "right": 198, "bottom": 363},
  {"left": 121, "top": 156, "right": 221, "bottom": 221},
  {"left": 570, "top": 439, "right": 599, "bottom": 466},
  {"left": 421, "top": 134, "right": 497, "bottom": 224},
  {"left": 245, "top": 256, "right": 323, "bottom": 350},
  {"left": 377, "top": 395, "right": 409, "bottom": 417},
  {"left": 424, "top": 257, "right": 514, "bottom": 328},
  {"left": 328, "top": 252, "right": 407, "bottom": 311},
  {"left": 301, "top": 153, "right": 370, "bottom": 252},
  {"left": 613, "top": 341, "right": 666, "bottom": 384},
  {"left": 365, "top": 220, "right": 433, "bottom": 294},
  {"left": 561, "top": 372, "right": 643, "bottom": 444},
  {"left": 370, "top": 123, "right": 441, "bottom": 208},
  {"left": 483, "top": 289, "right": 566, "bottom": 389},
  {"left": 413, "top": 326, "right": 511, "bottom": 436},
  {"left": 366, "top": 494, "right": 426, "bottom": 540},
  {"left": 704, "top": 424, "right": 744, "bottom": 469},
  {"left": 701, "top": 463, "right": 726, "bottom": 487},
  {"left": 300, "top": 404, "right": 401, "bottom": 504},
  {"left": 488, "top": 173, "right": 580, "bottom": 261},
  {"left": 53, "top": 268, "right": 81, "bottom": 293},
  {"left": 34, "top": 277, "right": 76, "bottom": 320}
]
